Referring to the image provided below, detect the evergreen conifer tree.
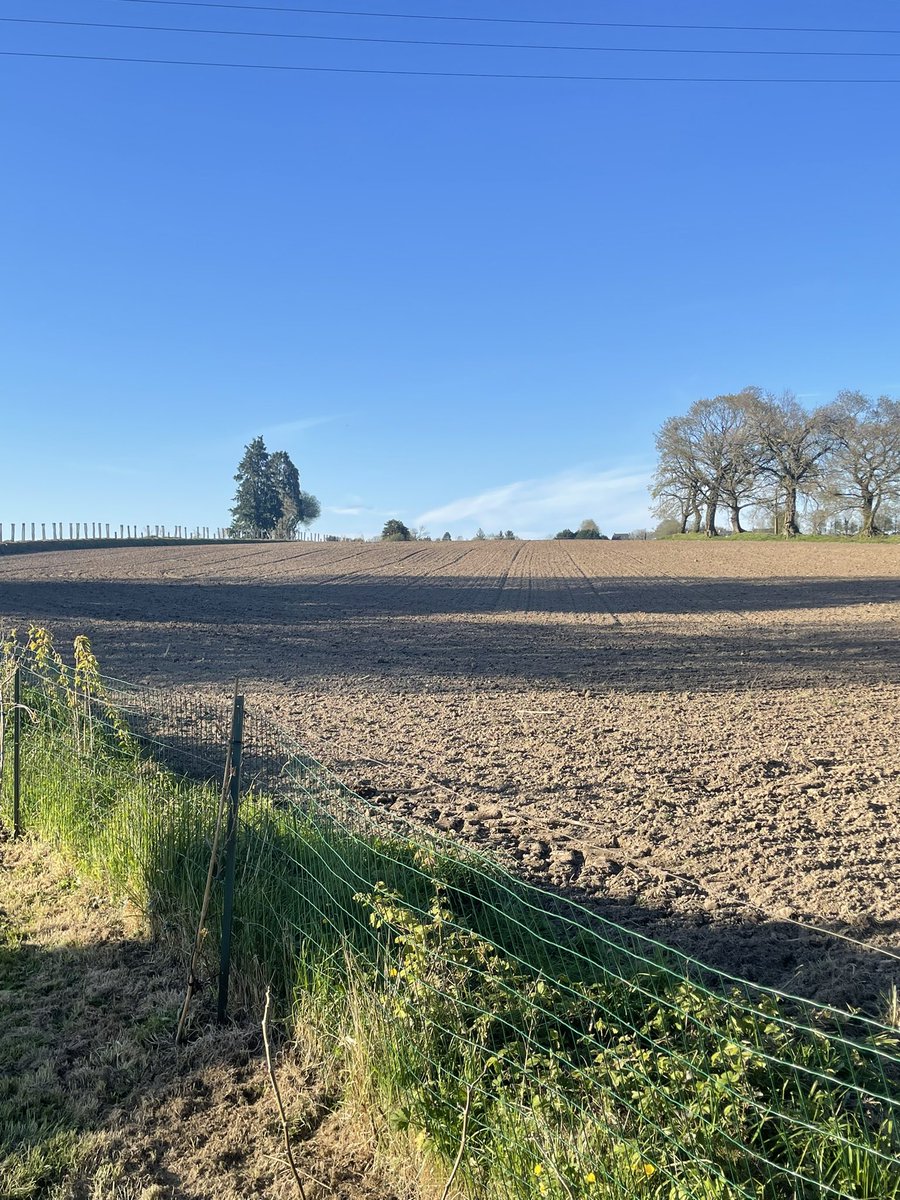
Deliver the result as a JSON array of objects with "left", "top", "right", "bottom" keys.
[
  {"left": 231, "top": 437, "right": 322, "bottom": 539},
  {"left": 269, "top": 450, "right": 303, "bottom": 539},
  {"left": 231, "top": 437, "right": 280, "bottom": 538},
  {"left": 381, "top": 518, "right": 411, "bottom": 541}
]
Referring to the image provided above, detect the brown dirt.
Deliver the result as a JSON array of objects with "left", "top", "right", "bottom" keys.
[
  {"left": 1, "top": 538, "right": 899, "bottom": 1009},
  {"left": 0, "top": 835, "right": 399, "bottom": 1199}
]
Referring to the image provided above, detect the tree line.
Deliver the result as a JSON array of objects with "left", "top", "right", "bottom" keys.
[
  {"left": 554, "top": 518, "right": 605, "bottom": 540},
  {"left": 652, "top": 389, "right": 900, "bottom": 537},
  {"left": 381, "top": 520, "right": 517, "bottom": 541}
]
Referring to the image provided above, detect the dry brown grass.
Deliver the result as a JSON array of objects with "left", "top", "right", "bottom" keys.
[{"left": 0, "top": 835, "right": 400, "bottom": 1200}]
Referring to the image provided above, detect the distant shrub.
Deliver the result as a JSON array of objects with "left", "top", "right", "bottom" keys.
[
  {"left": 381, "top": 519, "right": 412, "bottom": 541},
  {"left": 558, "top": 519, "right": 605, "bottom": 540}
]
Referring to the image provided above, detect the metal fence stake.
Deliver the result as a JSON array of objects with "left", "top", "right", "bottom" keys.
[
  {"left": 13, "top": 666, "right": 21, "bottom": 838},
  {"left": 217, "top": 692, "right": 244, "bottom": 1022}
]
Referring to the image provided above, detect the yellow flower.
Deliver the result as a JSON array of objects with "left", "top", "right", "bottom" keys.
[
  {"left": 584, "top": 1171, "right": 597, "bottom": 1183},
  {"left": 532, "top": 1164, "right": 544, "bottom": 1176},
  {"left": 642, "top": 1162, "right": 656, "bottom": 1177}
]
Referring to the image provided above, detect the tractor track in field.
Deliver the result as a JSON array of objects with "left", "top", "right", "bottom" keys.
[
  {"left": 490, "top": 541, "right": 525, "bottom": 613},
  {"left": 561, "top": 546, "right": 623, "bottom": 626}
]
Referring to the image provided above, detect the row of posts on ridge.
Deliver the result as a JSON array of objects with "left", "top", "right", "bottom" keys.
[
  {"left": 0, "top": 523, "right": 333, "bottom": 544},
  {"left": 0, "top": 522, "right": 223, "bottom": 542}
]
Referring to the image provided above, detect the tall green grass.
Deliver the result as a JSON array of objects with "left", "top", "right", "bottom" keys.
[{"left": 2, "top": 650, "right": 900, "bottom": 1200}]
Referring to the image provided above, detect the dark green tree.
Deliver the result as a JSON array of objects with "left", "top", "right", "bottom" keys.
[
  {"left": 441, "top": 531, "right": 452, "bottom": 541},
  {"left": 382, "top": 519, "right": 412, "bottom": 541},
  {"left": 231, "top": 438, "right": 320, "bottom": 539},
  {"left": 230, "top": 437, "right": 281, "bottom": 538},
  {"left": 554, "top": 528, "right": 576, "bottom": 540},
  {"left": 269, "top": 450, "right": 301, "bottom": 539},
  {"left": 269, "top": 450, "right": 321, "bottom": 538},
  {"left": 296, "top": 490, "right": 321, "bottom": 527}
]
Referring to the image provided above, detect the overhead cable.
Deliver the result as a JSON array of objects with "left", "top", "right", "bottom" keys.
[
  {"left": 8, "top": 16, "right": 900, "bottom": 57},
  {"left": 4, "top": 48, "right": 900, "bottom": 83},
  {"left": 102, "top": 0, "right": 900, "bottom": 38}
]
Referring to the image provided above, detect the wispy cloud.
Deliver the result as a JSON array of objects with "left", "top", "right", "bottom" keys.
[
  {"left": 417, "top": 464, "right": 653, "bottom": 537},
  {"left": 325, "top": 504, "right": 397, "bottom": 518},
  {"left": 204, "top": 414, "right": 342, "bottom": 461}
]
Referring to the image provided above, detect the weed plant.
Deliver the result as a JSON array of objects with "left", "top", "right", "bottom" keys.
[{"left": 2, "top": 630, "right": 899, "bottom": 1199}]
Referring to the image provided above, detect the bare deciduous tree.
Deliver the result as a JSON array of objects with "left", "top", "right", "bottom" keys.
[
  {"left": 653, "top": 391, "right": 762, "bottom": 536},
  {"left": 652, "top": 415, "right": 704, "bottom": 534},
  {"left": 746, "top": 392, "right": 837, "bottom": 538},
  {"left": 826, "top": 392, "right": 900, "bottom": 536}
]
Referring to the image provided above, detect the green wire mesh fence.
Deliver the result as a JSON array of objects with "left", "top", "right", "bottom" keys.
[{"left": 1, "top": 648, "right": 899, "bottom": 1200}]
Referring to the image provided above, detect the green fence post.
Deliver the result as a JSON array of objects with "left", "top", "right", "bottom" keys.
[
  {"left": 13, "top": 666, "right": 21, "bottom": 838},
  {"left": 217, "top": 692, "right": 244, "bottom": 1023}
]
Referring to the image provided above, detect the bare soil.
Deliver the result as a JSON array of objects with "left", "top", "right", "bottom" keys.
[
  {"left": 1, "top": 538, "right": 898, "bottom": 1009},
  {"left": 0, "top": 834, "right": 398, "bottom": 1199}
]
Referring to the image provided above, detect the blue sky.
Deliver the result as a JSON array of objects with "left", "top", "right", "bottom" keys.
[{"left": 2, "top": 1, "right": 899, "bottom": 538}]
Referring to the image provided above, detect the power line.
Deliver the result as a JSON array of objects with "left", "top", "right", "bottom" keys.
[
  {"left": 4, "top": 48, "right": 900, "bottom": 83},
  {"left": 9, "top": 16, "right": 900, "bottom": 58},
  {"left": 103, "top": 0, "right": 900, "bottom": 38}
]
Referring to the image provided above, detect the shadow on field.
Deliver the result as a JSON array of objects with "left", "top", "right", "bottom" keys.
[
  {"left": 0, "top": 577, "right": 898, "bottom": 692},
  {"left": 1, "top": 572, "right": 899, "bottom": 618},
  {"left": 554, "top": 884, "right": 900, "bottom": 1017}
]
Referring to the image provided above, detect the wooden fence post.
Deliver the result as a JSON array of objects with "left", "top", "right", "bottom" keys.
[
  {"left": 217, "top": 693, "right": 245, "bottom": 1023},
  {"left": 13, "top": 667, "right": 21, "bottom": 838}
]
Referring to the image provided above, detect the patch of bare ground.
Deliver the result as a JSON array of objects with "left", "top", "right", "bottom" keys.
[
  {"left": 1, "top": 539, "right": 898, "bottom": 1009},
  {"left": 0, "top": 835, "right": 398, "bottom": 1200}
]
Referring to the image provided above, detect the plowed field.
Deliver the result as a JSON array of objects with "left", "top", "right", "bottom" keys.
[{"left": 1, "top": 539, "right": 898, "bottom": 1008}]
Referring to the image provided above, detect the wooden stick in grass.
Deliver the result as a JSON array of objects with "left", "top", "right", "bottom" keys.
[
  {"left": 440, "top": 1082, "right": 474, "bottom": 1200},
  {"left": 262, "top": 986, "right": 308, "bottom": 1200}
]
